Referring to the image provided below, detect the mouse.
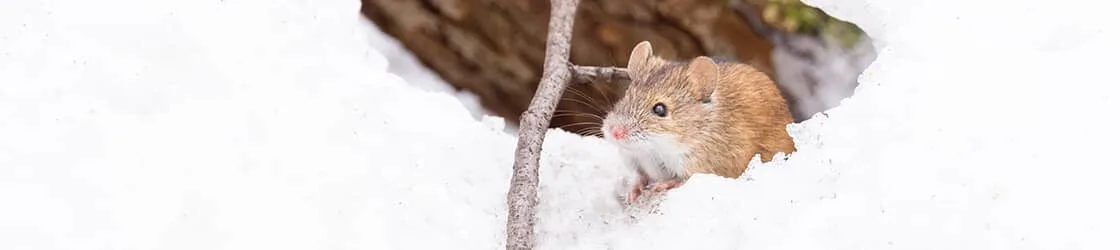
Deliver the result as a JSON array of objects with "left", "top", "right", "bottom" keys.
[{"left": 601, "top": 41, "right": 797, "bottom": 204}]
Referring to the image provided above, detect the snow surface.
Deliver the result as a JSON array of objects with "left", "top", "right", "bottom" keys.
[
  {"left": 771, "top": 31, "right": 877, "bottom": 121},
  {"left": 361, "top": 21, "right": 497, "bottom": 125},
  {"left": 2, "top": 0, "right": 1120, "bottom": 249}
]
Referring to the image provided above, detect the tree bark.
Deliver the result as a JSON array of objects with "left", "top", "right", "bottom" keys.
[
  {"left": 362, "top": 0, "right": 777, "bottom": 134},
  {"left": 502, "top": 0, "right": 579, "bottom": 248}
]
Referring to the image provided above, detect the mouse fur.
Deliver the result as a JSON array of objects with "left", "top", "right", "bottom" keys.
[{"left": 601, "top": 41, "right": 797, "bottom": 203}]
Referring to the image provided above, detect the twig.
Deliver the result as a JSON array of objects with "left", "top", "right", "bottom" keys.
[
  {"left": 504, "top": 0, "right": 636, "bottom": 248},
  {"left": 505, "top": 0, "right": 580, "bottom": 249},
  {"left": 570, "top": 65, "right": 629, "bottom": 84}
]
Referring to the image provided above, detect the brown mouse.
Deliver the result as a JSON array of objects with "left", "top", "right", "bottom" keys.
[{"left": 601, "top": 41, "right": 797, "bottom": 204}]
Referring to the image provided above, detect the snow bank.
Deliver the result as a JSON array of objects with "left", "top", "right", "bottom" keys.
[
  {"left": 771, "top": 31, "right": 877, "bottom": 121},
  {"left": 361, "top": 21, "right": 497, "bottom": 125},
  {"left": 3, "top": 0, "right": 1120, "bottom": 249},
  {"left": 0, "top": 0, "right": 515, "bottom": 249}
]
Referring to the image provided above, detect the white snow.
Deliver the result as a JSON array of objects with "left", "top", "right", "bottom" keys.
[
  {"left": 2, "top": 0, "right": 1119, "bottom": 249},
  {"left": 362, "top": 21, "right": 496, "bottom": 124},
  {"left": 771, "top": 31, "right": 877, "bottom": 121}
]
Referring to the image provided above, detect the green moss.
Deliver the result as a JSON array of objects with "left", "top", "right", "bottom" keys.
[
  {"left": 823, "top": 19, "right": 863, "bottom": 48},
  {"left": 738, "top": 0, "right": 866, "bottom": 48}
]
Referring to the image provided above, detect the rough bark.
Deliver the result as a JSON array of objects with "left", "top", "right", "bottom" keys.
[
  {"left": 362, "top": 0, "right": 777, "bottom": 134},
  {"left": 504, "top": 0, "right": 578, "bottom": 249}
]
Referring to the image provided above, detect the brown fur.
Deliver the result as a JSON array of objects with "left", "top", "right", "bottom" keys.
[{"left": 615, "top": 41, "right": 795, "bottom": 179}]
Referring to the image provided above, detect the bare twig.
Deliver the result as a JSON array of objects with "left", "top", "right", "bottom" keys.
[
  {"left": 505, "top": 0, "right": 580, "bottom": 249},
  {"left": 504, "top": 0, "right": 639, "bottom": 249},
  {"left": 570, "top": 65, "right": 629, "bottom": 84}
]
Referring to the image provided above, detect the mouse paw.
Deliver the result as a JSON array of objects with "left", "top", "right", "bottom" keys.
[
  {"left": 626, "top": 185, "right": 642, "bottom": 204},
  {"left": 626, "top": 172, "right": 651, "bottom": 204},
  {"left": 649, "top": 179, "right": 684, "bottom": 193}
]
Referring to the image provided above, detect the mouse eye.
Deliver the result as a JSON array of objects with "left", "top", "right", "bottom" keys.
[{"left": 651, "top": 103, "right": 668, "bottom": 117}]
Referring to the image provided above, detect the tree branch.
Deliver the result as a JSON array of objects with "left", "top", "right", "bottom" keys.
[
  {"left": 569, "top": 65, "right": 629, "bottom": 84},
  {"left": 505, "top": 0, "right": 580, "bottom": 249},
  {"left": 504, "top": 0, "right": 637, "bottom": 249}
]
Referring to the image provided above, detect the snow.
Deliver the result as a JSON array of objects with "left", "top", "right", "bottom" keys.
[
  {"left": 2, "top": 0, "right": 1119, "bottom": 249},
  {"left": 770, "top": 31, "right": 877, "bottom": 121},
  {"left": 362, "top": 21, "right": 496, "bottom": 125}
]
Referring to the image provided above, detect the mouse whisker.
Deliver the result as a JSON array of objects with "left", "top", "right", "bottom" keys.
[
  {"left": 557, "top": 123, "right": 605, "bottom": 134},
  {"left": 574, "top": 127, "right": 604, "bottom": 137},
  {"left": 557, "top": 122, "right": 605, "bottom": 130},
  {"left": 560, "top": 97, "right": 607, "bottom": 114},
  {"left": 563, "top": 87, "right": 596, "bottom": 103},
  {"left": 554, "top": 110, "right": 605, "bottom": 121},
  {"left": 589, "top": 84, "right": 616, "bottom": 109},
  {"left": 582, "top": 126, "right": 606, "bottom": 136},
  {"left": 563, "top": 88, "right": 607, "bottom": 113},
  {"left": 552, "top": 111, "right": 604, "bottom": 120}
]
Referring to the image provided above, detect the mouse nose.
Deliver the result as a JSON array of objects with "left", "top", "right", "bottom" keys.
[{"left": 611, "top": 126, "right": 628, "bottom": 140}]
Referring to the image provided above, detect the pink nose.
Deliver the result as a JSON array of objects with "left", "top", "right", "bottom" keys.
[{"left": 611, "top": 126, "right": 627, "bottom": 139}]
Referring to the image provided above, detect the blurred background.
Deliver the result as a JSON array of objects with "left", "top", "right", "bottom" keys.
[{"left": 361, "top": 0, "right": 876, "bottom": 135}]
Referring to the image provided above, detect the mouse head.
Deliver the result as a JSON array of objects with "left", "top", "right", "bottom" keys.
[{"left": 602, "top": 41, "right": 720, "bottom": 153}]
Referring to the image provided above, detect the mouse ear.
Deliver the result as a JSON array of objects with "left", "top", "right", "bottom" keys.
[
  {"left": 626, "top": 41, "right": 658, "bottom": 80},
  {"left": 686, "top": 56, "right": 719, "bottom": 99}
]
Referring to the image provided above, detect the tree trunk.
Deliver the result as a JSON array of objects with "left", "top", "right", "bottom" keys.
[{"left": 362, "top": 0, "right": 780, "bottom": 134}]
